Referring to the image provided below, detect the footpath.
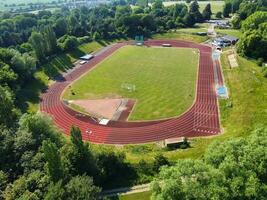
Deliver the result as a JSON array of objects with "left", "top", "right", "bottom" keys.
[{"left": 101, "top": 183, "right": 151, "bottom": 198}]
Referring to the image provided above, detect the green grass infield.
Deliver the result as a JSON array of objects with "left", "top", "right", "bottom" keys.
[{"left": 63, "top": 45, "right": 199, "bottom": 121}]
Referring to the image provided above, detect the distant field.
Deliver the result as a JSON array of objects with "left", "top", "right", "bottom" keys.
[
  {"left": 0, "top": 0, "right": 52, "bottom": 10},
  {"left": 63, "top": 45, "right": 198, "bottom": 121},
  {"left": 153, "top": 31, "right": 209, "bottom": 43},
  {"left": 163, "top": 1, "right": 225, "bottom": 15}
]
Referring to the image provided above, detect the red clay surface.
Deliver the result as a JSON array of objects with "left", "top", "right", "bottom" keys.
[
  {"left": 70, "top": 99, "right": 125, "bottom": 119},
  {"left": 40, "top": 40, "right": 222, "bottom": 144}
]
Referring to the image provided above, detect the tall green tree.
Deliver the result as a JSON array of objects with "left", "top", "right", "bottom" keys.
[
  {"left": 43, "top": 141, "right": 64, "bottom": 183},
  {"left": 241, "top": 11, "right": 267, "bottom": 32},
  {"left": 202, "top": 3, "right": 212, "bottom": 20},
  {"left": 0, "top": 62, "right": 17, "bottom": 86},
  {"left": 53, "top": 18, "right": 68, "bottom": 37},
  {"left": 0, "top": 86, "right": 18, "bottom": 127},
  {"left": 152, "top": 0, "right": 164, "bottom": 10},
  {"left": 183, "top": 13, "right": 195, "bottom": 27},
  {"left": 223, "top": 2, "right": 232, "bottom": 17},
  {"left": 189, "top": 0, "right": 203, "bottom": 22},
  {"left": 29, "top": 32, "right": 46, "bottom": 62},
  {"left": 151, "top": 128, "right": 267, "bottom": 200},
  {"left": 43, "top": 25, "right": 58, "bottom": 55},
  {"left": 65, "top": 175, "right": 100, "bottom": 200},
  {"left": 0, "top": 171, "right": 7, "bottom": 200},
  {"left": 61, "top": 126, "right": 96, "bottom": 178},
  {"left": 44, "top": 181, "right": 65, "bottom": 200}
]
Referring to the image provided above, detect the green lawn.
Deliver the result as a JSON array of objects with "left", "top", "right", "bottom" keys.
[
  {"left": 119, "top": 191, "right": 151, "bottom": 200},
  {"left": 163, "top": 1, "right": 225, "bottom": 15},
  {"left": 63, "top": 45, "right": 198, "bottom": 121},
  {"left": 153, "top": 31, "right": 209, "bottom": 43},
  {"left": 215, "top": 29, "right": 243, "bottom": 38},
  {"left": 107, "top": 191, "right": 151, "bottom": 200},
  {"left": 0, "top": 0, "right": 52, "bottom": 11}
]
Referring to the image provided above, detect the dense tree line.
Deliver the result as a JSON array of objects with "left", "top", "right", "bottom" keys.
[
  {"left": 0, "top": 0, "right": 203, "bottom": 49},
  {"left": 224, "top": 0, "right": 267, "bottom": 28},
  {"left": 0, "top": 0, "right": 210, "bottom": 114},
  {"left": 221, "top": 0, "right": 267, "bottom": 66},
  {"left": 0, "top": 112, "right": 171, "bottom": 199},
  {"left": 237, "top": 11, "right": 267, "bottom": 62},
  {"left": 151, "top": 127, "right": 267, "bottom": 200}
]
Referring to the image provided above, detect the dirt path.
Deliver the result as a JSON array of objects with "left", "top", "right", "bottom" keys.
[{"left": 101, "top": 183, "right": 151, "bottom": 198}]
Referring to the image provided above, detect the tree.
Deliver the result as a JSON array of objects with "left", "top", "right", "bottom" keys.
[
  {"left": 133, "top": 6, "right": 144, "bottom": 14},
  {"left": 189, "top": 0, "right": 203, "bottom": 22},
  {"left": 0, "top": 63, "right": 17, "bottom": 86},
  {"left": 10, "top": 52, "right": 36, "bottom": 81},
  {"left": 44, "top": 181, "right": 65, "bottom": 200},
  {"left": 29, "top": 32, "right": 46, "bottom": 62},
  {"left": 171, "top": 3, "right": 188, "bottom": 19},
  {"left": 3, "top": 171, "right": 50, "bottom": 200},
  {"left": 216, "top": 11, "right": 223, "bottom": 19},
  {"left": 151, "top": 128, "right": 267, "bottom": 200},
  {"left": 53, "top": 18, "right": 68, "bottom": 37},
  {"left": 152, "top": 160, "right": 228, "bottom": 200},
  {"left": 238, "top": 3, "right": 257, "bottom": 20},
  {"left": 58, "top": 35, "right": 79, "bottom": 51},
  {"left": 237, "top": 30, "right": 267, "bottom": 60},
  {"left": 153, "top": 154, "right": 169, "bottom": 172},
  {"left": 202, "top": 3, "right": 212, "bottom": 20},
  {"left": 0, "top": 171, "right": 8, "bottom": 199},
  {"left": 223, "top": 2, "right": 232, "bottom": 17},
  {"left": 17, "top": 113, "right": 62, "bottom": 150},
  {"left": 231, "top": 14, "right": 241, "bottom": 28},
  {"left": 115, "top": 5, "right": 132, "bottom": 19},
  {"left": 152, "top": 0, "right": 163, "bottom": 10},
  {"left": 241, "top": 11, "right": 267, "bottom": 32},
  {"left": 61, "top": 126, "right": 96, "bottom": 178},
  {"left": 43, "top": 141, "right": 63, "bottom": 183},
  {"left": 43, "top": 25, "right": 58, "bottom": 55},
  {"left": 0, "top": 128, "right": 16, "bottom": 174},
  {"left": 236, "top": 11, "right": 267, "bottom": 60},
  {"left": 65, "top": 175, "right": 100, "bottom": 200},
  {"left": 0, "top": 86, "right": 18, "bottom": 127},
  {"left": 183, "top": 13, "right": 195, "bottom": 27}
]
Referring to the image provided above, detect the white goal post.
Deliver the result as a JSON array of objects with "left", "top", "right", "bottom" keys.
[{"left": 121, "top": 83, "right": 136, "bottom": 92}]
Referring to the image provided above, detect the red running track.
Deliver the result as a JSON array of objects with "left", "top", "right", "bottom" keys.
[{"left": 40, "top": 40, "right": 221, "bottom": 144}]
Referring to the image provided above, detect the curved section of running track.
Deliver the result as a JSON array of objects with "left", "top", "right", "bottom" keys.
[{"left": 40, "top": 40, "right": 221, "bottom": 144}]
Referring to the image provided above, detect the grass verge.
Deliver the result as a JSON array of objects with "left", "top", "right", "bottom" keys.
[
  {"left": 215, "top": 29, "right": 243, "bottom": 38},
  {"left": 17, "top": 41, "right": 109, "bottom": 113},
  {"left": 106, "top": 191, "right": 151, "bottom": 200}
]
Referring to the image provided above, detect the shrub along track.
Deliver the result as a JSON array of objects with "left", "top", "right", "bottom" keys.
[{"left": 40, "top": 40, "right": 222, "bottom": 144}]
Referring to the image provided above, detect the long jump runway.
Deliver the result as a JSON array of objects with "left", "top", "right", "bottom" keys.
[{"left": 40, "top": 40, "right": 222, "bottom": 144}]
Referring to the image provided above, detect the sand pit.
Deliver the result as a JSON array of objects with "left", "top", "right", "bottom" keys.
[
  {"left": 70, "top": 98, "right": 131, "bottom": 120},
  {"left": 228, "top": 54, "right": 238, "bottom": 68}
]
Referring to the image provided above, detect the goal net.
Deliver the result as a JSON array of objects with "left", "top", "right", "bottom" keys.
[{"left": 121, "top": 83, "right": 136, "bottom": 92}]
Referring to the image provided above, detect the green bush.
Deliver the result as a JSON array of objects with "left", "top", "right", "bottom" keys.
[
  {"left": 58, "top": 35, "right": 79, "bottom": 51},
  {"left": 216, "top": 12, "right": 223, "bottom": 19},
  {"left": 77, "top": 36, "right": 92, "bottom": 45},
  {"left": 257, "top": 57, "right": 264, "bottom": 66},
  {"left": 262, "top": 68, "right": 267, "bottom": 78}
]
